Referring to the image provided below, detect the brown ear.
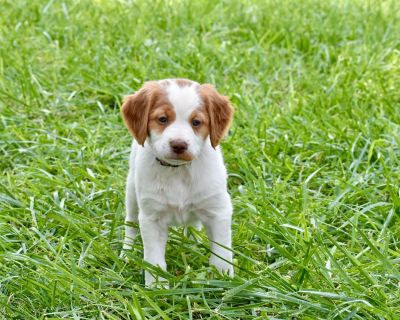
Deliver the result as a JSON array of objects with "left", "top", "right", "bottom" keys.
[
  {"left": 121, "top": 81, "right": 160, "bottom": 146},
  {"left": 199, "top": 84, "right": 234, "bottom": 148}
]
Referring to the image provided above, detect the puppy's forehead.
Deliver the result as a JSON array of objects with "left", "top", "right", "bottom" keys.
[{"left": 161, "top": 79, "right": 202, "bottom": 117}]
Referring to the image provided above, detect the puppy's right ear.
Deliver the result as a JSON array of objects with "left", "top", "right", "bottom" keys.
[{"left": 121, "top": 81, "right": 160, "bottom": 146}]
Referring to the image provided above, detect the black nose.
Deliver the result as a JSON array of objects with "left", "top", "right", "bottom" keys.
[{"left": 170, "top": 139, "right": 188, "bottom": 154}]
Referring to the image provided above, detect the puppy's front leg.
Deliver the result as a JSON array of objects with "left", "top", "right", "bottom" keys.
[
  {"left": 139, "top": 214, "right": 168, "bottom": 286},
  {"left": 203, "top": 214, "right": 234, "bottom": 277}
]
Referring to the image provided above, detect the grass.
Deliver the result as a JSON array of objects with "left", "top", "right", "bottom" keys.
[{"left": 1, "top": 0, "right": 400, "bottom": 318}]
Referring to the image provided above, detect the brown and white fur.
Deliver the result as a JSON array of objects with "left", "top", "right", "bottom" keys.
[{"left": 121, "top": 78, "right": 234, "bottom": 286}]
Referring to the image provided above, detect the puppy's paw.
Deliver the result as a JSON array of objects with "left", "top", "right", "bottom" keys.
[
  {"left": 119, "top": 249, "right": 129, "bottom": 262},
  {"left": 210, "top": 256, "right": 234, "bottom": 277},
  {"left": 145, "top": 272, "right": 169, "bottom": 289},
  {"left": 120, "top": 233, "right": 137, "bottom": 261},
  {"left": 122, "top": 227, "right": 137, "bottom": 250}
]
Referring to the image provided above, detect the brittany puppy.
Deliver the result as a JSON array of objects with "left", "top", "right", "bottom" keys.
[{"left": 121, "top": 78, "right": 234, "bottom": 286}]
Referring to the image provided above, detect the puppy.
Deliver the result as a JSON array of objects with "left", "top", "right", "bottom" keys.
[{"left": 121, "top": 79, "right": 234, "bottom": 286}]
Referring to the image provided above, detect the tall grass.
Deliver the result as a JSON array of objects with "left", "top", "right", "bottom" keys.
[{"left": 0, "top": 0, "right": 399, "bottom": 318}]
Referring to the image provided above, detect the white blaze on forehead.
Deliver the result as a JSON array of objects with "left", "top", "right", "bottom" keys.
[{"left": 165, "top": 82, "right": 201, "bottom": 120}]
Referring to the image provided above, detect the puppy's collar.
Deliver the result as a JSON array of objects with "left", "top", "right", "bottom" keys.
[{"left": 155, "top": 157, "right": 184, "bottom": 168}]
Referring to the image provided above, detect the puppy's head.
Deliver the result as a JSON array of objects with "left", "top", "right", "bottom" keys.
[{"left": 121, "top": 79, "right": 233, "bottom": 165}]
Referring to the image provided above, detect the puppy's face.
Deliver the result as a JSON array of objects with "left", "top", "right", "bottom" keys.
[{"left": 121, "top": 79, "right": 233, "bottom": 165}]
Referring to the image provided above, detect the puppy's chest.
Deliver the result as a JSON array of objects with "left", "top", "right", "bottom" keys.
[
  {"left": 157, "top": 177, "right": 192, "bottom": 208},
  {"left": 139, "top": 171, "right": 204, "bottom": 224}
]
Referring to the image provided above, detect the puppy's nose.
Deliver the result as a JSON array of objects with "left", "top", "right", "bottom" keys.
[{"left": 170, "top": 139, "right": 188, "bottom": 154}]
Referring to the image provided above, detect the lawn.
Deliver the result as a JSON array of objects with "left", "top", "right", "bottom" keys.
[{"left": 1, "top": 0, "right": 400, "bottom": 318}]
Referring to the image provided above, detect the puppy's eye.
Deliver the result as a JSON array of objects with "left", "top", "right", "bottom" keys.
[
  {"left": 192, "top": 119, "right": 201, "bottom": 127},
  {"left": 158, "top": 116, "right": 168, "bottom": 124}
]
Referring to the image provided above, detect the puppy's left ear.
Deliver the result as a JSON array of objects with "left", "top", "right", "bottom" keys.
[
  {"left": 200, "top": 84, "right": 234, "bottom": 148},
  {"left": 121, "top": 81, "right": 160, "bottom": 146}
]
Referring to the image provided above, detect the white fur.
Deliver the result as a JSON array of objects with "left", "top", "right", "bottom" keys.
[{"left": 122, "top": 79, "right": 233, "bottom": 286}]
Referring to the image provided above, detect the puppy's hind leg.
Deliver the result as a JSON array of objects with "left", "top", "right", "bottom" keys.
[
  {"left": 122, "top": 170, "right": 138, "bottom": 252},
  {"left": 201, "top": 197, "right": 234, "bottom": 277}
]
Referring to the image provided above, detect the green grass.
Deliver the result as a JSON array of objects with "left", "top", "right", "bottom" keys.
[{"left": 1, "top": 0, "right": 400, "bottom": 318}]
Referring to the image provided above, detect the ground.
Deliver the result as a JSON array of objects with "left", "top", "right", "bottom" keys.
[{"left": 0, "top": 0, "right": 399, "bottom": 319}]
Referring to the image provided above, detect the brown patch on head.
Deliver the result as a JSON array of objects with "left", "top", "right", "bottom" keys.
[
  {"left": 189, "top": 107, "right": 210, "bottom": 140},
  {"left": 121, "top": 81, "right": 175, "bottom": 145},
  {"left": 199, "top": 84, "right": 234, "bottom": 148}
]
